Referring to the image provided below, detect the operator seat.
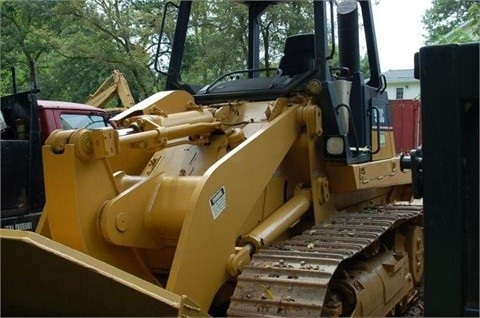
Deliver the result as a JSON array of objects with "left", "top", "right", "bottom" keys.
[{"left": 278, "top": 33, "right": 315, "bottom": 77}]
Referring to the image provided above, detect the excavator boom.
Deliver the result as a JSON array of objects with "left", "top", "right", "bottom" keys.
[{"left": 86, "top": 70, "right": 135, "bottom": 110}]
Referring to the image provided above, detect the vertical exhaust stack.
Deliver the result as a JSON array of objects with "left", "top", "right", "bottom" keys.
[
  {"left": 337, "top": 0, "right": 360, "bottom": 75},
  {"left": 335, "top": 0, "right": 359, "bottom": 140},
  {"left": 334, "top": 79, "right": 352, "bottom": 135}
]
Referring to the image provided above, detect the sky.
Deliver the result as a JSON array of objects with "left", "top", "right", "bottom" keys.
[{"left": 371, "top": 0, "right": 433, "bottom": 72}]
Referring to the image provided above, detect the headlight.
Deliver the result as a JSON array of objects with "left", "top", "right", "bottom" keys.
[{"left": 327, "top": 137, "right": 344, "bottom": 155}]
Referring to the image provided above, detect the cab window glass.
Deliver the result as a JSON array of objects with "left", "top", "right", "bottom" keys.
[{"left": 60, "top": 113, "right": 108, "bottom": 130}]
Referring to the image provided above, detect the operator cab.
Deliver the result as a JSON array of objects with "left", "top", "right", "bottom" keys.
[
  {"left": 194, "top": 33, "right": 316, "bottom": 103},
  {"left": 155, "top": 1, "right": 325, "bottom": 104},
  {"left": 156, "top": 0, "right": 391, "bottom": 165}
]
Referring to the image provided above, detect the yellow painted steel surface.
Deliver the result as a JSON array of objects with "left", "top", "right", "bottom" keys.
[
  {"left": 2, "top": 88, "right": 414, "bottom": 315},
  {"left": 0, "top": 229, "right": 207, "bottom": 317},
  {"left": 326, "top": 157, "right": 411, "bottom": 193},
  {"left": 86, "top": 70, "right": 135, "bottom": 109}
]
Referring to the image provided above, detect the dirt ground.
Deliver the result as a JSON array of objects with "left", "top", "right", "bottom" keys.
[{"left": 401, "top": 286, "right": 424, "bottom": 317}]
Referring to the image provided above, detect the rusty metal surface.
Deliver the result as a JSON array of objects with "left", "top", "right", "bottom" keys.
[{"left": 228, "top": 205, "right": 423, "bottom": 317}]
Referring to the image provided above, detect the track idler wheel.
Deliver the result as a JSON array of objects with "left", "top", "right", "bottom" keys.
[{"left": 404, "top": 225, "right": 424, "bottom": 284}]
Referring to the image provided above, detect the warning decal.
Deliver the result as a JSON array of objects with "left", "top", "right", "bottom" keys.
[{"left": 210, "top": 186, "right": 227, "bottom": 219}]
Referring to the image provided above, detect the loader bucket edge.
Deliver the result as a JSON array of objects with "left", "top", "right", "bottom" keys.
[{"left": 0, "top": 229, "right": 208, "bottom": 317}]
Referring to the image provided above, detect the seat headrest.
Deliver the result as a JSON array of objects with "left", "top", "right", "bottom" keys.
[{"left": 283, "top": 33, "right": 315, "bottom": 55}]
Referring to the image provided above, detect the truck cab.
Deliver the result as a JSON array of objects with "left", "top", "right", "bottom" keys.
[
  {"left": 0, "top": 89, "right": 111, "bottom": 231},
  {"left": 36, "top": 100, "right": 112, "bottom": 144}
]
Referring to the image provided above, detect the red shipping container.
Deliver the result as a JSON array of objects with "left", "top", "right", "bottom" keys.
[{"left": 390, "top": 99, "right": 422, "bottom": 154}]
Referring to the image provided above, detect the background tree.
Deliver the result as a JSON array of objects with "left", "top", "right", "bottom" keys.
[
  {"left": 181, "top": 0, "right": 249, "bottom": 84},
  {"left": 48, "top": 0, "right": 164, "bottom": 101},
  {"left": 422, "top": 0, "right": 479, "bottom": 44},
  {"left": 180, "top": 1, "right": 316, "bottom": 84},
  {"left": 260, "top": 1, "right": 314, "bottom": 73},
  {"left": 1, "top": 0, "right": 164, "bottom": 102},
  {"left": 1, "top": 0, "right": 378, "bottom": 103},
  {"left": 0, "top": 1, "right": 62, "bottom": 94}
]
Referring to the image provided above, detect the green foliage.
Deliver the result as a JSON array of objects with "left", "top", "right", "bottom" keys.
[
  {"left": 50, "top": 0, "right": 164, "bottom": 101},
  {"left": 422, "top": 0, "right": 479, "bottom": 44},
  {"left": 0, "top": 0, "right": 377, "bottom": 103},
  {"left": 0, "top": 0, "right": 60, "bottom": 94},
  {"left": 180, "top": 1, "right": 249, "bottom": 84},
  {"left": 260, "top": 1, "right": 314, "bottom": 68},
  {"left": 1, "top": 0, "right": 163, "bottom": 102},
  {"left": 180, "top": 1, "right": 315, "bottom": 85}
]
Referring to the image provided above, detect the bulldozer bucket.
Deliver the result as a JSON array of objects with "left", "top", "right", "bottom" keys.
[{"left": 0, "top": 229, "right": 208, "bottom": 317}]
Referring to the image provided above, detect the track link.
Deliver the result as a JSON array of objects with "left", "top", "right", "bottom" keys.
[{"left": 228, "top": 205, "right": 423, "bottom": 317}]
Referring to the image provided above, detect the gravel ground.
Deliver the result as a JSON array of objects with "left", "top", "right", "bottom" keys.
[{"left": 400, "top": 286, "right": 424, "bottom": 317}]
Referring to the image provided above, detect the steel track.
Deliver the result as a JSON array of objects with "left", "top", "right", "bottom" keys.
[{"left": 228, "top": 205, "right": 423, "bottom": 317}]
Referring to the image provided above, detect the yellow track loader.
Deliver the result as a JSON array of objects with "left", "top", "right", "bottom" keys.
[{"left": 1, "top": 1, "right": 423, "bottom": 316}]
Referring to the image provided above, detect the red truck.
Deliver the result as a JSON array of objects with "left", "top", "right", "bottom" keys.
[{"left": 0, "top": 89, "right": 111, "bottom": 231}]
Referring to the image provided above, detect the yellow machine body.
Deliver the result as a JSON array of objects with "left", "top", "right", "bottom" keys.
[
  {"left": 0, "top": 89, "right": 418, "bottom": 316},
  {"left": 0, "top": 229, "right": 207, "bottom": 317}
]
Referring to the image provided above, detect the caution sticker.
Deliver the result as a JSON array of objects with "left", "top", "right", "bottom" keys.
[{"left": 210, "top": 186, "right": 227, "bottom": 219}]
